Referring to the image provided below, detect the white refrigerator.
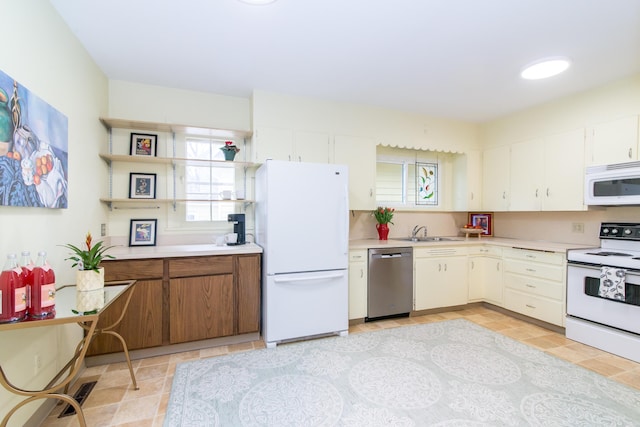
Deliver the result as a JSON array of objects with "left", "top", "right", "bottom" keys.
[{"left": 255, "top": 160, "right": 349, "bottom": 348}]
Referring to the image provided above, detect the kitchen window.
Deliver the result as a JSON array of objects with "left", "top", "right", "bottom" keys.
[
  {"left": 376, "top": 147, "right": 440, "bottom": 207},
  {"left": 184, "top": 136, "right": 235, "bottom": 222}
]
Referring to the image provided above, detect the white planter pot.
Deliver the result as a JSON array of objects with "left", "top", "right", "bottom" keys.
[{"left": 76, "top": 267, "right": 105, "bottom": 312}]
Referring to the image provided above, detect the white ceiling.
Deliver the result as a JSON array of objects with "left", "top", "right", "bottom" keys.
[{"left": 50, "top": 0, "right": 640, "bottom": 123}]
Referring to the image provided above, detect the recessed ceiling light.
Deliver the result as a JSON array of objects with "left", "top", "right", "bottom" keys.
[
  {"left": 521, "top": 57, "right": 570, "bottom": 80},
  {"left": 237, "top": 0, "right": 277, "bottom": 4}
]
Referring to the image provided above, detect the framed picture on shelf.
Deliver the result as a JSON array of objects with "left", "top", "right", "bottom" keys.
[
  {"left": 129, "top": 219, "right": 157, "bottom": 246},
  {"left": 130, "top": 133, "right": 157, "bottom": 157},
  {"left": 129, "top": 173, "right": 156, "bottom": 199},
  {"left": 468, "top": 212, "right": 493, "bottom": 236}
]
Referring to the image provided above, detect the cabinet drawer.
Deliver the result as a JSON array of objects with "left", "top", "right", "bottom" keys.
[
  {"left": 503, "top": 289, "right": 564, "bottom": 326},
  {"left": 504, "top": 259, "right": 564, "bottom": 282},
  {"left": 414, "top": 246, "right": 468, "bottom": 258},
  {"left": 504, "top": 272, "right": 564, "bottom": 300},
  {"left": 503, "top": 248, "right": 564, "bottom": 265},
  {"left": 102, "top": 259, "right": 164, "bottom": 281},
  {"left": 349, "top": 250, "right": 367, "bottom": 262},
  {"left": 169, "top": 256, "right": 233, "bottom": 278},
  {"left": 468, "top": 245, "right": 502, "bottom": 257}
]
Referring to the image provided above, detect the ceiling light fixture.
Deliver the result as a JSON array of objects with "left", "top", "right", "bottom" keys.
[{"left": 520, "top": 57, "right": 570, "bottom": 80}]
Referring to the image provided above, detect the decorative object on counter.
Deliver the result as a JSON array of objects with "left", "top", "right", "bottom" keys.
[
  {"left": 129, "top": 218, "right": 158, "bottom": 246},
  {"left": 129, "top": 172, "right": 157, "bottom": 199},
  {"left": 373, "top": 206, "right": 394, "bottom": 240},
  {"left": 0, "top": 254, "right": 27, "bottom": 323},
  {"left": 468, "top": 212, "right": 493, "bottom": 236},
  {"left": 460, "top": 226, "right": 484, "bottom": 239},
  {"left": 220, "top": 140, "right": 240, "bottom": 161},
  {"left": 62, "top": 232, "right": 116, "bottom": 312},
  {"left": 29, "top": 251, "right": 56, "bottom": 319},
  {"left": 130, "top": 132, "right": 157, "bottom": 157}
]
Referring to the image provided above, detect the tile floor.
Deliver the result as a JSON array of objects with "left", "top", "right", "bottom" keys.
[{"left": 40, "top": 306, "right": 640, "bottom": 426}]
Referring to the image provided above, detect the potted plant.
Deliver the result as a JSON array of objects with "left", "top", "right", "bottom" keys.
[
  {"left": 62, "top": 232, "right": 116, "bottom": 311},
  {"left": 372, "top": 206, "right": 394, "bottom": 240},
  {"left": 220, "top": 140, "right": 240, "bottom": 161}
]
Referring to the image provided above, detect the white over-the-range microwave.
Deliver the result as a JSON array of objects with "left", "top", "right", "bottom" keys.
[{"left": 585, "top": 161, "right": 640, "bottom": 205}]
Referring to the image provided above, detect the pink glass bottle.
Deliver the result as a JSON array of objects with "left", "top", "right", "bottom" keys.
[
  {"left": 0, "top": 254, "right": 27, "bottom": 323},
  {"left": 20, "top": 251, "right": 34, "bottom": 316},
  {"left": 30, "top": 251, "right": 56, "bottom": 319}
]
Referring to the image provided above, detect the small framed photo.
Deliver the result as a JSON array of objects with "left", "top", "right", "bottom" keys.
[
  {"left": 468, "top": 212, "right": 493, "bottom": 236},
  {"left": 130, "top": 133, "right": 157, "bottom": 157},
  {"left": 129, "top": 219, "right": 157, "bottom": 247},
  {"left": 129, "top": 173, "right": 156, "bottom": 199}
]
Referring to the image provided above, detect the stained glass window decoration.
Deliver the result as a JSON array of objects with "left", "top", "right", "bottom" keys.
[{"left": 416, "top": 162, "right": 438, "bottom": 205}]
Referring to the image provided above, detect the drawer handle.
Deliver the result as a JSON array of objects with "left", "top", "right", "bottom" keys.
[
  {"left": 526, "top": 268, "right": 536, "bottom": 273},
  {"left": 525, "top": 255, "right": 536, "bottom": 259},
  {"left": 360, "top": 269, "right": 364, "bottom": 278},
  {"left": 526, "top": 304, "right": 536, "bottom": 309},
  {"left": 526, "top": 284, "right": 536, "bottom": 288}
]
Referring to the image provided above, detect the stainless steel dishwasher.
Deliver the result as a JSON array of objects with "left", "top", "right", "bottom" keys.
[{"left": 367, "top": 247, "right": 413, "bottom": 320}]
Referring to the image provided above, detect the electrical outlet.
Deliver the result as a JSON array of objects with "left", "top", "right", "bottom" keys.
[
  {"left": 572, "top": 222, "right": 584, "bottom": 233},
  {"left": 101, "top": 223, "right": 107, "bottom": 237},
  {"left": 34, "top": 354, "right": 41, "bottom": 375}
]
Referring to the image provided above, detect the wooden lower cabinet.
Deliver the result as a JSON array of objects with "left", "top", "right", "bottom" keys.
[
  {"left": 91, "top": 253, "right": 261, "bottom": 356},
  {"left": 169, "top": 275, "right": 235, "bottom": 343}
]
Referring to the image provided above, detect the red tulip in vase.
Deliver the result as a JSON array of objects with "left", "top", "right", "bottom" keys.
[{"left": 373, "top": 206, "right": 394, "bottom": 240}]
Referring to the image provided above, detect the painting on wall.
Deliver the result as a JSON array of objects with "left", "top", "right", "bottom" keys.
[
  {"left": 0, "top": 69, "right": 68, "bottom": 209},
  {"left": 416, "top": 162, "right": 438, "bottom": 205}
]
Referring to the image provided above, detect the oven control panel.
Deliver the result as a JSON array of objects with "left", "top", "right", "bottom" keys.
[{"left": 599, "top": 222, "right": 640, "bottom": 240}]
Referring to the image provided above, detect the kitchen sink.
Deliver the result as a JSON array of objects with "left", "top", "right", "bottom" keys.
[{"left": 395, "top": 236, "right": 461, "bottom": 242}]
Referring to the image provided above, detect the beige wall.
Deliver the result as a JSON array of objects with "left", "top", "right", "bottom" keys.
[{"left": 0, "top": 0, "right": 108, "bottom": 424}]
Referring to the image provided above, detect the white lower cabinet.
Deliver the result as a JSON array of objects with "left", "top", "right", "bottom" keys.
[
  {"left": 502, "top": 247, "right": 566, "bottom": 326},
  {"left": 414, "top": 247, "right": 468, "bottom": 310},
  {"left": 468, "top": 246, "right": 503, "bottom": 305},
  {"left": 348, "top": 250, "right": 368, "bottom": 320}
]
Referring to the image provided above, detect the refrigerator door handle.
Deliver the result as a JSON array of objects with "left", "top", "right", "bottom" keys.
[{"left": 273, "top": 272, "right": 345, "bottom": 283}]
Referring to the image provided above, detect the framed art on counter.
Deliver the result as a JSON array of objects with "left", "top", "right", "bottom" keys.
[
  {"left": 129, "top": 173, "right": 156, "bottom": 199},
  {"left": 129, "top": 219, "right": 157, "bottom": 246},
  {"left": 130, "top": 133, "right": 157, "bottom": 157},
  {"left": 468, "top": 212, "right": 493, "bottom": 236}
]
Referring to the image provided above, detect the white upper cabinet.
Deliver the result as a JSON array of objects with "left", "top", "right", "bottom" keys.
[
  {"left": 253, "top": 126, "right": 330, "bottom": 163},
  {"left": 482, "top": 145, "right": 510, "bottom": 211},
  {"left": 510, "top": 129, "right": 586, "bottom": 211},
  {"left": 334, "top": 135, "right": 376, "bottom": 211},
  {"left": 452, "top": 150, "right": 482, "bottom": 211},
  {"left": 589, "top": 115, "right": 639, "bottom": 166}
]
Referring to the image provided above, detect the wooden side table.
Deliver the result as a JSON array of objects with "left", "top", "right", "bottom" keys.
[{"left": 0, "top": 280, "right": 137, "bottom": 427}]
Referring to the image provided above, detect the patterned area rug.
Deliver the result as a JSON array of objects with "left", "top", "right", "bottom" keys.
[{"left": 165, "top": 319, "right": 640, "bottom": 426}]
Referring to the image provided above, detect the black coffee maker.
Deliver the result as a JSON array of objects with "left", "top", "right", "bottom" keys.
[{"left": 227, "top": 213, "right": 246, "bottom": 245}]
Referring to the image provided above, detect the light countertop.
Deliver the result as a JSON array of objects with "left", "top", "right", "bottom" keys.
[
  {"left": 349, "top": 237, "right": 593, "bottom": 253},
  {"left": 107, "top": 242, "right": 263, "bottom": 260}
]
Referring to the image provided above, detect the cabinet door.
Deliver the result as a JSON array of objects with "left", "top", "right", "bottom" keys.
[
  {"left": 294, "top": 130, "right": 330, "bottom": 163},
  {"left": 484, "top": 258, "right": 503, "bottom": 305},
  {"left": 169, "top": 275, "right": 234, "bottom": 344},
  {"left": 87, "top": 279, "right": 163, "bottom": 355},
  {"left": 452, "top": 150, "right": 482, "bottom": 211},
  {"left": 348, "top": 251, "right": 368, "bottom": 320},
  {"left": 510, "top": 139, "right": 543, "bottom": 211},
  {"left": 543, "top": 128, "right": 586, "bottom": 211},
  {"left": 467, "top": 256, "right": 485, "bottom": 302},
  {"left": 236, "top": 255, "right": 261, "bottom": 334},
  {"left": 415, "top": 256, "right": 468, "bottom": 310},
  {"left": 482, "top": 145, "right": 510, "bottom": 211},
  {"left": 334, "top": 135, "right": 377, "bottom": 210},
  {"left": 254, "top": 126, "right": 293, "bottom": 163},
  {"left": 590, "top": 116, "right": 639, "bottom": 166}
]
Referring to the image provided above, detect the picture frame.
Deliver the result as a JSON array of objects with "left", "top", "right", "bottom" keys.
[
  {"left": 130, "top": 133, "right": 157, "bottom": 157},
  {"left": 129, "top": 173, "right": 156, "bottom": 199},
  {"left": 468, "top": 212, "right": 493, "bottom": 236},
  {"left": 129, "top": 219, "right": 157, "bottom": 246}
]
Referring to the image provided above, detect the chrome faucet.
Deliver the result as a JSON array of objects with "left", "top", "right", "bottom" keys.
[{"left": 412, "top": 225, "right": 427, "bottom": 238}]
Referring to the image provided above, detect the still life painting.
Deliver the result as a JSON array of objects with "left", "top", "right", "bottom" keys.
[{"left": 0, "top": 69, "right": 68, "bottom": 209}]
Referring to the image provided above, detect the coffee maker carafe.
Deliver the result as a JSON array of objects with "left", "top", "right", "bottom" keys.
[{"left": 227, "top": 213, "right": 246, "bottom": 245}]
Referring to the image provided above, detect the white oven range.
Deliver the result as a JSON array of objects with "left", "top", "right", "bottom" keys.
[{"left": 566, "top": 222, "right": 640, "bottom": 363}]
